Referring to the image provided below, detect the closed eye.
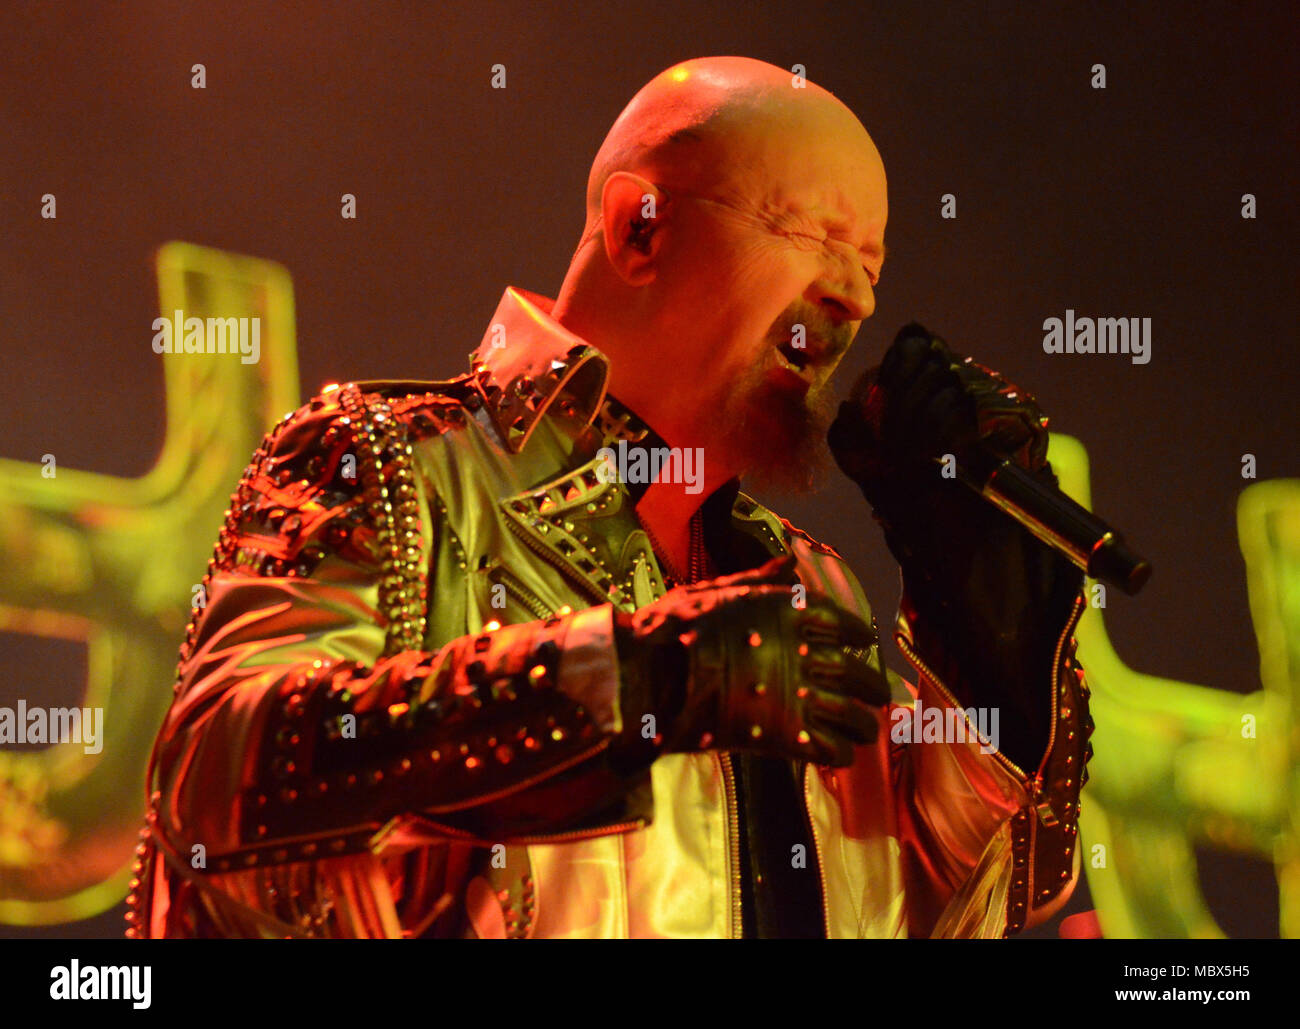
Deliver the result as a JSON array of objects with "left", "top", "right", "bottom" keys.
[
  {"left": 779, "top": 220, "right": 882, "bottom": 286},
  {"left": 781, "top": 226, "right": 825, "bottom": 249}
]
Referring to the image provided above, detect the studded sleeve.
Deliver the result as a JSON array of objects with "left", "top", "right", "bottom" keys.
[
  {"left": 146, "top": 384, "right": 647, "bottom": 875},
  {"left": 890, "top": 591, "right": 1094, "bottom": 937}
]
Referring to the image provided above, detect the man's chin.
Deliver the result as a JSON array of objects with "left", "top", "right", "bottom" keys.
[
  {"left": 719, "top": 379, "right": 835, "bottom": 496},
  {"left": 744, "top": 438, "right": 833, "bottom": 495}
]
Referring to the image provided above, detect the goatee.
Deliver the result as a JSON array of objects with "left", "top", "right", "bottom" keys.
[{"left": 717, "top": 371, "right": 835, "bottom": 496}]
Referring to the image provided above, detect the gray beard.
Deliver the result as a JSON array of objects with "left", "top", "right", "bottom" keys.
[{"left": 714, "top": 364, "right": 835, "bottom": 496}]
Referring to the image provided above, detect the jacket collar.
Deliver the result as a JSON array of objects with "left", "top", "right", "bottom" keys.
[
  {"left": 470, "top": 286, "right": 668, "bottom": 456},
  {"left": 469, "top": 289, "right": 785, "bottom": 563}
]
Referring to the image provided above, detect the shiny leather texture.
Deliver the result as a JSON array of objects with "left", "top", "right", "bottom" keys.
[{"left": 128, "top": 286, "right": 1092, "bottom": 939}]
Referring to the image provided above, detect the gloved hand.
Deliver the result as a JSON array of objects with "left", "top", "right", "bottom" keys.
[
  {"left": 613, "top": 555, "right": 890, "bottom": 768},
  {"left": 826, "top": 323, "right": 1083, "bottom": 770}
]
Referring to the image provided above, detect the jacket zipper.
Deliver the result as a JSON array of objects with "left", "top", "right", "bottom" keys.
[
  {"left": 504, "top": 514, "right": 616, "bottom": 608},
  {"left": 893, "top": 631, "right": 1030, "bottom": 784},
  {"left": 716, "top": 752, "right": 743, "bottom": 939},
  {"left": 488, "top": 564, "right": 554, "bottom": 621},
  {"left": 801, "top": 762, "right": 832, "bottom": 938}
]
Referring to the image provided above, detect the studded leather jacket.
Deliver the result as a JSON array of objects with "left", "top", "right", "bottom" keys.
[{"left": 127, "top": 286, "right": 1093, "bottom": 939}]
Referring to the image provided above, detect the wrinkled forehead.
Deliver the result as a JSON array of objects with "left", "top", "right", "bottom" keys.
[{"left": 691, "top": 102, "right": 888, "bottom": 236}]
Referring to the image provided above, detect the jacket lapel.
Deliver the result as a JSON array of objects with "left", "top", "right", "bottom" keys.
[{"left": 499, "top": 451, "right": 668, "bottom": 613}]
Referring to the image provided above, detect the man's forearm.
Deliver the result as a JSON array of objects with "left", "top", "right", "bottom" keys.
[{"left": 152, "top": 603, "right": 654, "bottom": 868}]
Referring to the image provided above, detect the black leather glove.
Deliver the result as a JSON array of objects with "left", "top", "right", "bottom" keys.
[
  {"left": 613, "top": 555, "right": 890, "bottom": 768},
  {"left": 827, "top": 323, "right": 1083, "bottom": 771}
]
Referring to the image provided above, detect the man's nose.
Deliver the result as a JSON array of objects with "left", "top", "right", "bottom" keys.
[{"left": 811, "top": 255, "right": 875, "bottom": 322}]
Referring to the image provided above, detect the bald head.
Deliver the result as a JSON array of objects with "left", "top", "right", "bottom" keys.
[
  {"left": 553, "top": 57, "right": 888, "bottom": 496},
  {"left": 581, "top": 57, "right": 883, "bottom": 242}
]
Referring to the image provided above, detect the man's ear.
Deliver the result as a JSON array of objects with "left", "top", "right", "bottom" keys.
[{"left": 600, "top": 171, "right": 668, "bottom": 286}]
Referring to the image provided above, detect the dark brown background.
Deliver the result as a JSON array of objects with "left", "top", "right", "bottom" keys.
[{"left": 1, "top": 1, "right": 1295, "bottom": 937}]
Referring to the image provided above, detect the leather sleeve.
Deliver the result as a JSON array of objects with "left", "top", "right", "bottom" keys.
[
  {"left": 891, "top": 590, "right": 1093, "bottom": 937},
  {"left": 146, "top": 384, "right": 650, "bottom": 878}
]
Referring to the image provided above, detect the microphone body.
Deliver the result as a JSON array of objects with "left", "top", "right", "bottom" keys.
[
  {"left": 826, "top": 323, "right": 1152, "bottom": 597},
  {"left": 951, "top": 450, "right": 1151, "bottom": 595}
]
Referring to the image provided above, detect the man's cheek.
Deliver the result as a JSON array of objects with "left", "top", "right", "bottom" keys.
[{"left": 727, "top": 239, "right": 798, "bottom": 290}]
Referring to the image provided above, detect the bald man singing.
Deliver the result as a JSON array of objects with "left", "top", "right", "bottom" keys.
[{"left": 132, "top": 57, "right": 1092, "bottom": 939}]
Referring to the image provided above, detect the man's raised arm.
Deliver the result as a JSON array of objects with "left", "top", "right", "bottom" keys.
[{"left": 828, "top": 323, "right": 1095, "bottom": 936}]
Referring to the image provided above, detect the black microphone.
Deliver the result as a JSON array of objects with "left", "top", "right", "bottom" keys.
[
  {"left": 947, "top": 448, "right": 1152, "bottom": 595},
  {"left": 829, "top": 347, "right": 1153, "bottom": 597}
]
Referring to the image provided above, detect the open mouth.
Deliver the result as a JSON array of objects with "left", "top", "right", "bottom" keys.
[
  {"left": 772, "top": 337, "right": 824, "bottom": 390},
  {"left": 775, "top": 339, "right": 810, "bottom": 373}
]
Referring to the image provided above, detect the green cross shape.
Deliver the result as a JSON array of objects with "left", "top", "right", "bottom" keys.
[
  {"left": 1049, "top": 435, "right": 1299, "bottom": 938},
  {"left": 0, "top": 242, "right": 299, "bottom": 925}
]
